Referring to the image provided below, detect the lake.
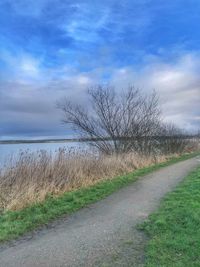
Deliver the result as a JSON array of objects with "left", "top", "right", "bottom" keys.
[{"left": 0, "top": 142, "right": 87, "bottom": 168}]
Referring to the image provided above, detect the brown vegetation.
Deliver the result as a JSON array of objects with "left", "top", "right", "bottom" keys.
[
  {"left": 1, "top": 136, "right": 199, "bottom": 212},
  {"left": 0, "top": 148, "right": 172, "bottom": 211}
]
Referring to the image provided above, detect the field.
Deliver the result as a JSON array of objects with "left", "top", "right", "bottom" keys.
[{"left": 140, "top": 165, "right": 200, "bottom": 266}]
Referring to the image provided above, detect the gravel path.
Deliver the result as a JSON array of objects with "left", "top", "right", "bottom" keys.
[{"left": 0, "top": 157, "right": 199, "bottom": 267}]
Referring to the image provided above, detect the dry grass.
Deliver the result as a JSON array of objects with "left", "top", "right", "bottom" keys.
[
  {"left": 0, "top": 148, "right": 170, "bottom": 211},
  {"left": 1, "top": 137, "right": 200, "bottom": 212}
]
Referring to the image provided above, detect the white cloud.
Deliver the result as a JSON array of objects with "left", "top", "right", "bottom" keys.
[
  {"left": 20, "top": 57, "right": 40, "bottom": 77},
  {"left": 62, "top": 4, "right": 111, "bottom": 43},
  {"left": 0, "top": 51, "right": 199, "bottom": 138},
  {"left": 76, "top": 75, "right": 91, "bottom": 85},
  {"left": 109, "top": 53, "right": 200, "bottom": 131},
  {"left": 0, "top": 51, "right": 42, "bottom": 81}
]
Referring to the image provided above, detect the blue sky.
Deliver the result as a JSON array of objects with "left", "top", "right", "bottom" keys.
[{"left": 0, "top": 0, "right": 200, "bottom": 139}]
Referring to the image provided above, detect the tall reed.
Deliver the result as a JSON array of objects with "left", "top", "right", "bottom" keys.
[{"left": 0, "top": 148, "right": 169, "bottom": 211}]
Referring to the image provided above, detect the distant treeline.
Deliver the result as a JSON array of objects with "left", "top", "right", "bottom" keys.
[{"left": 0, "top": 135, "right": 199, "bottom": 145}]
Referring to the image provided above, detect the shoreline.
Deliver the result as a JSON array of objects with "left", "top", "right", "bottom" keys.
[{"left": 1, "top": 135, "right": 199, "bottom": 145}]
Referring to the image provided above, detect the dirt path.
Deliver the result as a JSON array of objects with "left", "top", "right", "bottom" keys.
[{"left": 0, "top": 157, "right": 199, "bottom": 267}]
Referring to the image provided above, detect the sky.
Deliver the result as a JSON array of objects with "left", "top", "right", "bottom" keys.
[{"left": 0, "top": 0, "right": 199, "bottom": 139}]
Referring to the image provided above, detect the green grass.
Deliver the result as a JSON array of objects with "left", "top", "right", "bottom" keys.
[
  {"left": 0, "top": 152, "right": 199, "bottom": 243},
  {"left": 139, "top": 163, "right": 200, "bottom": 266}
]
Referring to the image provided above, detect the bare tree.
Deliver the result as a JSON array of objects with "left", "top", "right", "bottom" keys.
[
  {"left": 158, "top": 122, "right": 189, "bottom": 154},
  {"left": 58, "top": 85, "right": 161, "bottom": 154}
]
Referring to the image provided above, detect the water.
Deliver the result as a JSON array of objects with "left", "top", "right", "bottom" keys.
[{"left": 0, "top": 142, "right": 86, "bottom": 168}]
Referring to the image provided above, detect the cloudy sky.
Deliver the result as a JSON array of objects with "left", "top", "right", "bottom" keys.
[{"left": 0, "top": 0, "right": 199, "bottom": 139}]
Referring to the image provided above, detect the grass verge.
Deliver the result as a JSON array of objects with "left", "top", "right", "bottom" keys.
[
  {"left": 139, "top": 163, "right": 200, "bottom": 266},
  {"left": 0, "top": 152, "right": 199, "bottom": 243}
]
